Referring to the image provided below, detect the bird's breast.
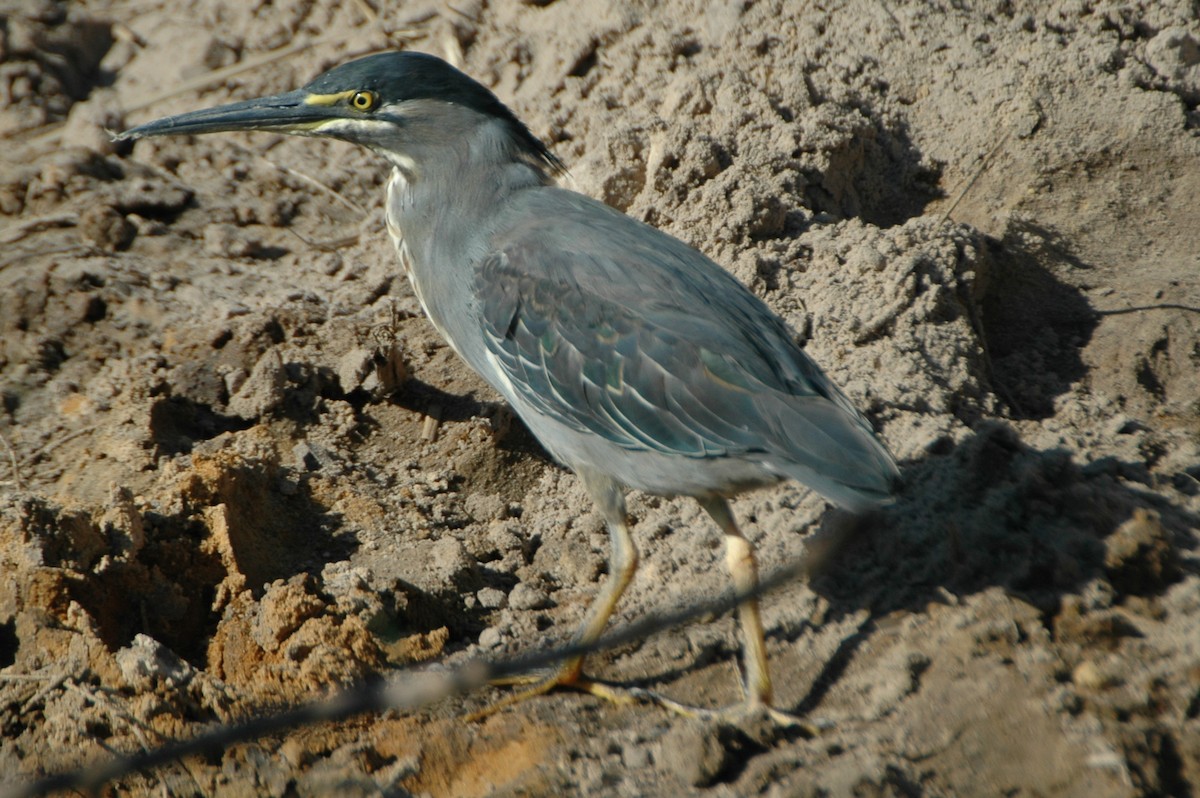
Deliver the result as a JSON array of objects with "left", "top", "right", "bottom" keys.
[{"left": 385, "top": 167, "right": 467, "bottom": 362}]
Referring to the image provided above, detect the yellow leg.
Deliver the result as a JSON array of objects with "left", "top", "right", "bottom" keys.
[
  {"left": 468, "top": 469, "right": 638, "bottom": 720},
  {"left": 471, "top": 484, "right": 821, "bottom": 734},
  {"left": 576, "top": 495, "right": 820, "bottom": 733},
  {"left": 699, "top": 497, "right": 772, "bottom": 707},
  {"left": 563, "top": 470, "right": 639, "bottom": 681}
]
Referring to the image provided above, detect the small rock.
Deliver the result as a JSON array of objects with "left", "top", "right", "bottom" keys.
[
  {"left": 477, "top": 587, "right": 507, "bottom": 609},
  {"left": 293, "top": 441, "right": 338, "bottom": 472},
  {"left": 78, "top": 204, "right": 134, "bottom": 251},
  {"left": 61, "top": 87, "right": 126, "bottom": 155},
  {"left": 204, "top": 222, "right": 264, "bottom": 258},
  {"left": 1072, "top": 660, "right": 1106, "bottom": 690},
  {"left": 478, "top": 627, "right": 502, "bottom": 648},
  {"left": 251, "top": 576, "right": 326, "bottom": 652},
  {"left": 337, "top": 348, "right": 375, "bottom": 394},
  {"left": 227, "top": 349, "right": 287, "bottom": 419},
  {"left": 223, "top": 367, "right": 248, "bottom": 397},
  {"left": 1145, "top": 26, "right": 1200, "bottom": 103},
  {"left": 115, "top": 634, "right": 194, "bottom": 690},
  {"left": 508, "top": 583, "right": 551, "bottom": 610},
  {"left": 337, "top": 343, "right": 408, "bottom": 395},
  {"left": 96, "top": 484, "right": 144, "bottom": 558},
  {"left": 661, "top": 722, "right": 731, "bottom": 788},
  {"left": 464, "top": 493, "right": 505, "bottom": 522},
  {"left": 111, "top": 166, "right": 193, "bottom": 215},
  {"left": 390, "top": 537, "right": 477, "bottom": 596},
  {"left": 1104, "top": 508, "right": 1179, "bottom": 596}
]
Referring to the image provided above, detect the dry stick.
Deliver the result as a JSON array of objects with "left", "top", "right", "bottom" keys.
[
  {"left": 2, "top": 528, "right": 847, "bottom": 798},
  {"left": 20, "top": 427, "right": 92, "bottom": 470},
  {"left": 0, "top": 431, "right": 22, "bottom": 491},
  {"left": 350, "top": 0, "right": 380, "bottom": 24},
  {"left": 0, "top": 214, "right": 79, "bottom": 246},
  {"left": 1, "top": 245, "right": 91, "bottom": 273},
  {"left": 284, "top": 227, "right": 362, "bottom": 253},
  {"left": 940, "top": 131, "right": 1011, "bottom": 224},
  {"left": 420, "top": 404, "right": 443, "bottom": 442},
  {"left": 937, "top": 131, "right": 1028, "bottom": 415},
  {"left": 62, "top": 680, "right": 204, "bottom": 798},
  {"left": 122, "top": 38, "right": 329, "bottom": 117},
  {"left": 349, "top": 0, "right": 390, "bottom": 48},
  {"left": 876, "top": 0, "right": 908, "bottom": 39},
  {"left": 20, "top": 675, "right": 69, "bottom": 716},
  {"left": 254, "top": 154, "right": 368, "bottom": 216}
]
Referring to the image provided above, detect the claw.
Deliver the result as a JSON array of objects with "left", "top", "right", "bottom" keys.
[{"left": 465, "top": 667, "right": 637, "bottom": 722}]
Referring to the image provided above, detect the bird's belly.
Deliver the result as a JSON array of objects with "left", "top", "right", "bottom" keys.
[{"left": 516, "top": 407, "right": 780, "bottom": 498}]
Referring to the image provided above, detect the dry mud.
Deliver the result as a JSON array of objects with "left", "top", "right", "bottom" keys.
[{"left": 2, "top": 1, "right": 1199, "bottom": 796}]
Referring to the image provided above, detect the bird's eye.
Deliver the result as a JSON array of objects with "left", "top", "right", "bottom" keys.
[{"left": 351, "top": 91, "right": 377, "bottom": 111}]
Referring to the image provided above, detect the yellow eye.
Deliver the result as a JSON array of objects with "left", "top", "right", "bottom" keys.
[{"left": 351, "top": 91, "right": 377, "bottom": 111}]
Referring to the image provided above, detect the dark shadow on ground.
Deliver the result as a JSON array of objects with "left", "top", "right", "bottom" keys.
[{"left": 979, "top": 222, "right": 1099, "bottom": 419}]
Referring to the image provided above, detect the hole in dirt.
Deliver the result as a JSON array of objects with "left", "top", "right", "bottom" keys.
[
  {"left": 979, "top": 224, "right": 1097, "bottom": 419},
  {"left": 568, "top": 45, "right": 598, "bottom": 78},
  {"left": 149, "top": 396, "right": 252, "bottom": 455},
  {"left": 0, "top": 619, "right": 17, "bottom": 669},
  {"left": 803, "top": 122, "right": 943, "bottom": 228},
  {"left": 66, "top": 516, "right": 229, "bottom": 666},
  {"left": 400, "top": 588, "right": 491, "bottom": 640}
]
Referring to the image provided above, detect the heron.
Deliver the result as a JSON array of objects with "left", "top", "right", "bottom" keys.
[{"left": 116, "top": 50, "right": 899, "bottom": 725}]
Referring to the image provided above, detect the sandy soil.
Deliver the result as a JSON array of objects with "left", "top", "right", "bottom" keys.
[{"left": 2, "top": 0, "right": 1199, "bottom": 795}]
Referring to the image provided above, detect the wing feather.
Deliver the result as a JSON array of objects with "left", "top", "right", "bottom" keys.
[{"left": 471, "top": 189, "right": 897, "bottom": 503}]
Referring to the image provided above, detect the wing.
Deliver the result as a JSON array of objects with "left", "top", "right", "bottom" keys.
[{"left": 473, "top": 189, "right": 897, "bottom": 502}]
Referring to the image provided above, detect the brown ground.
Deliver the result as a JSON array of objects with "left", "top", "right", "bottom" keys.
[{"left": 2, "top": 1, "right": 1199, "bottom": 795}]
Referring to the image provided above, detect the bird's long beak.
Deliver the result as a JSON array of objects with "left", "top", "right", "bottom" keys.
[{"left": 114, "top": 89, "right": 339, "bottom": 141}]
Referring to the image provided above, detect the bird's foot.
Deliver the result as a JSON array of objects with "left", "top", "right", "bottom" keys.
[
  {"left": 619, "top": 688, "right": 830, "bottom": 737},
  {"left": 468, "top": 670, "right": 828, "bottom": 739},
  {"left": 465, "top": 667, "right": 638, "bottom": 722}
]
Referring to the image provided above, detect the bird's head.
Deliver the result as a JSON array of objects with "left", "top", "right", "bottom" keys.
[{"left": 115, "top": 51, "right": 563, "bottom": 176}]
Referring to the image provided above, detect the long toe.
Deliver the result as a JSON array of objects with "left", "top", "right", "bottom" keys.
[
  {"left": 616, "top": 689, "right": 830, "bottom": 738},
  {"left": 467, "top": 664, "right": 640, "bottom": 721}
]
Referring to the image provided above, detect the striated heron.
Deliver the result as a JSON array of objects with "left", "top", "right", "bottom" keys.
[{"left": 117, "top": 51, "right": 899, "bottom": 725}]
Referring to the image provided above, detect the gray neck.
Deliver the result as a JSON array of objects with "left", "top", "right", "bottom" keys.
[{"left": 380, "top": 104, "right": 552, "bottom": 372}]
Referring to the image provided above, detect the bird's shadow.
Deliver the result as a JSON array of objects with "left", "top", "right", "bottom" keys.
[
  {"left": 780, "top": 421, "right": 1198, "bottom": 716},
  {"left": 591, "top": 421, "right": 1196, "bottom": 720},
  {"left": 385, "top": 375, "right": 555, "bottom": 461}
]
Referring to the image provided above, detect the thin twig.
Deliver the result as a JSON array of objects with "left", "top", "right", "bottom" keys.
[
  {"left": 941, "top": 131, "right": 1010, "bottom": 224},
  {"left": 63, "top": 680, "right": 162, "bottom": 745},
  {"left": 20, "top": 427, "right": 91, "bottom": 469},
  {"left": 283, "top": 227, "right": 361, "bottom": 252},
  {"left": 876, "top": 0, "right": 908, "bottom": 40},
  {"left": 0, "top": 214, "right": 78, "bottom": 246},
  {"left": 62, "top": 680, "right": 204, "bottom": 797},
  {"left": 0, "top": 431, "right": 22, "bottom": 491},
  {"left": 20, "top": 675, "right": 68, "bottom": 715},
  {"left": 122, "top": 38, "right": 329, "bottom": 117},
  {"left": 350, "top": 0, "right": 379, "bottom": 24},
  {"left": 255, "top": 155, "right": 368, "bottom": 216}
]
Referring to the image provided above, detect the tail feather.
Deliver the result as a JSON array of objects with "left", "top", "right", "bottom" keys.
[{"left": 760, "top": 394, "right": 899, "bottom": 513}]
